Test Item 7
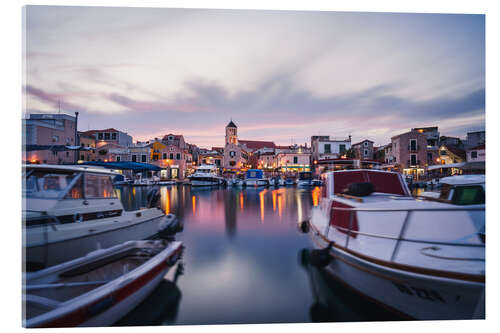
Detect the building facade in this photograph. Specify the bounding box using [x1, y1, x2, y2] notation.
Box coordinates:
[391, 129, 428, 178]
[81, 128, 133, 148]
[311, 135, 351, 162]
[23, 113, 78, 164]
[466, 131, 485, 149]
[352, 139, 374, 160]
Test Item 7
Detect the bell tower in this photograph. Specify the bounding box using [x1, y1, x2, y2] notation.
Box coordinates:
[225, 120, 238, 146]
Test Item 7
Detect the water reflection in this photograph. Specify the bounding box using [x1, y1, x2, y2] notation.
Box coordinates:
[115, 185, 397, 325]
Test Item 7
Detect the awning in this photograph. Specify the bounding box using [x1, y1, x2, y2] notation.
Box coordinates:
[427, 162, 465, 171]
[24, 145, 94, 152]
[461, 161, 485, 170]
[82, 161, 161, 172]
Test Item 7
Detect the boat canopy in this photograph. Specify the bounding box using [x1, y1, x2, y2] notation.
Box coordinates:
[329, 169, 410, 196]
[82, 161, 161, 172]
[427, 162, 465, 170]
[246, 169, 264, 179]
[439, 175, 485, 186]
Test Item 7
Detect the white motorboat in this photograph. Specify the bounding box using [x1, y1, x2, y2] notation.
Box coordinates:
[23, 240, 183, 327]
[297, 171, 314, 187]
[306, 169, 485, 320]
[244, 169, 269, 187]
[189, 164, 225, 187]
[284, 177, 296, 186]
[23, 164, 170, 270]
[269, 176, 284, 187]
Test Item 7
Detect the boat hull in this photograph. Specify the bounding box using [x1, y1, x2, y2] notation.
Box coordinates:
[310, 229, 485, 320]
[245, 179, 269, 187]
[190, 177, 222, 187]
[25, 212, 165, 269]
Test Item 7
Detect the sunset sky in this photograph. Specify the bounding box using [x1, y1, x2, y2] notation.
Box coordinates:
[23, 6, 485, 148]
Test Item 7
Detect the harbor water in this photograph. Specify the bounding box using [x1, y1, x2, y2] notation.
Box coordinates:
[115, 185, 404, 325]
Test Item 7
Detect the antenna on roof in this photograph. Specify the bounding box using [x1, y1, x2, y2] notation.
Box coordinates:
[58, 100, 61, 114]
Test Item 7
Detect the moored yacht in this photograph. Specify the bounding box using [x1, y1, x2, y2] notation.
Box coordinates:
[189, 164, 225, 187]
[244, 169, 269, 187]
[306, 169, 484, 320]
[297, 171, 313, 187]
[23, 164, 169, 271]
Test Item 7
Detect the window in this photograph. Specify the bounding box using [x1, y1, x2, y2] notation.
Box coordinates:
[452, 186, 485, 205]
[293, 156, 298, 164]
[52, 135, 59, 143]
[364, 149, 368, 156]
[339, 144, 346, 153]
[169, 153, 174, 159]
[427, 153, 433, 161]
[85, 174, 116, 198]
[141, 155, 147, 162]
[111, 133, 117, 140]
[132, 155, 137, 162]
[168, 136, 174, 140]
[65, 176, 83, 199]
[440, 150, 447, 156]
[324, 144, 331, 153]
[471, 151, 478, 159]
[116, 156, 121, 162]
[364, 141, 368, 147]
[98, 133, 103, 140]
[104, 133, 110, 140]
[409, 139, 417, 151]
[176, 153, 181, 160]
[410, 154, 417, 166]
[163, 153, 167, 159]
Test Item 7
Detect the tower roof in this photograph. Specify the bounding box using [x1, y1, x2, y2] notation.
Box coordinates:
[226, 120, 237, 128]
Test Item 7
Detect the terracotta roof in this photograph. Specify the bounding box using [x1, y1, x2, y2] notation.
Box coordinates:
[162, 134, 183, 140]
[82, 128, 120, 135]
[211, 147, 224, 153]
[259, 152, 275, 156]
[443, 145, 466, 160]
[239, 140, 276, 150]
[352, 139, 374, 146]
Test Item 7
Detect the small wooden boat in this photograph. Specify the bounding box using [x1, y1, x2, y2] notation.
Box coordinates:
[23, 240, 183, 328]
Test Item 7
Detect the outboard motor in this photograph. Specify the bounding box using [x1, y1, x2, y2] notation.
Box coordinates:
[158, 213, 183, 239]
[147, 187, 161, 208]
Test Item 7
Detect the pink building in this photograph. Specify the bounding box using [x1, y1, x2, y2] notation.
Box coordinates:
[352, 139, 374, 160]
[24, 113, 78, 164]
[391, 129, 428, 178]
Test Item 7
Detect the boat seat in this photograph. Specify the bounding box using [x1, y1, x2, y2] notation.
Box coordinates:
[25, 294, 61, 309]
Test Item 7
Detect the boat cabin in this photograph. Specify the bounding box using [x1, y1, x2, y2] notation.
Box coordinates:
[23, 165, 123, 226]
[246, 169, 264, 179]
[432, 175, 485, 206]
[298, 171, 313, 180]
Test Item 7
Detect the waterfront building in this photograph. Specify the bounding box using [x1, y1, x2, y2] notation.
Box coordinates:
[23, 113, 78, 164]
[198, 149, 224, 168]
[311, 135, 351, 162]
[466, 131, 485, 149]
[156, 134, 191, 180]
[440, 135, 464, 148]
[391, 129, 428, 179]
[257, 152, 277, 171]
[438, 144, 466, 165]
[95, 142, 125, 162]
[78, 131, 96, 162]
[276, 151, 311, 173]
[466, 144, 485, 163]
[81, 128, 132, 148]
[129, 142, 151, 164]
[351, 139, 374, 160]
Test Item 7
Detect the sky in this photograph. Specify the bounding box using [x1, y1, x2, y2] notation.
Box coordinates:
[23, 6, 485, 148]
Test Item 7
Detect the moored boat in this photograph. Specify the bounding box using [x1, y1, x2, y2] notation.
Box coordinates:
[189, 164, 225, 187]
[297, 171, 314, 187]
[23, 240, 183, 327]
[23, 164, 170, 270]
[244, 169, 269, 187]
[306, 169, 485, 320]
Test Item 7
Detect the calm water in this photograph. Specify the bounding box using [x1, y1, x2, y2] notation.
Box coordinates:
[115, 185, 402, 325]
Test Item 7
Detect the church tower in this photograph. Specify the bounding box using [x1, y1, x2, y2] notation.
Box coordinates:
[225, 120, 238, 145]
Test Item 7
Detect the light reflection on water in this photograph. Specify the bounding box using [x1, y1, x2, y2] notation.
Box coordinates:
[116, 185, 401, 325]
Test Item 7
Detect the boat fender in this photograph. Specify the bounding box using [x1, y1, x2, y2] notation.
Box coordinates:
[310, 243, 333, 268]
[343, 182, 375, 197]
[298, 220, 310, 234]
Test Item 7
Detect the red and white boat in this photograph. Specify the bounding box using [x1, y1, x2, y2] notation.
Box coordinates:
[23, 240, 183, 327]
[307, 169, 485, 320]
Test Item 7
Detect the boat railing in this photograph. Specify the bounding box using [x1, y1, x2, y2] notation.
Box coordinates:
[325, 206, 485, 263]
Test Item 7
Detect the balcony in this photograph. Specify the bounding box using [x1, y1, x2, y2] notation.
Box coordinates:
[407, 160, 421, 167]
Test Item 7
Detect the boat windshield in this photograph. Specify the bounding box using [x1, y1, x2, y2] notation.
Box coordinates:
[23, 170, 79, 199]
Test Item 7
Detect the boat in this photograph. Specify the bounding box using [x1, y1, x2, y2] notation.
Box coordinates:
[297, 171, 314, 187]
[23, 240, 183, 327]
[311, 179, 323, 187]
[188, 164, 225, 187]
[244, 169, 269, 187]
[305, 169, 485, 320]
[284, 177, 296, 186]
[23, 164, 171, 270]
[269, 176, 284, 187]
